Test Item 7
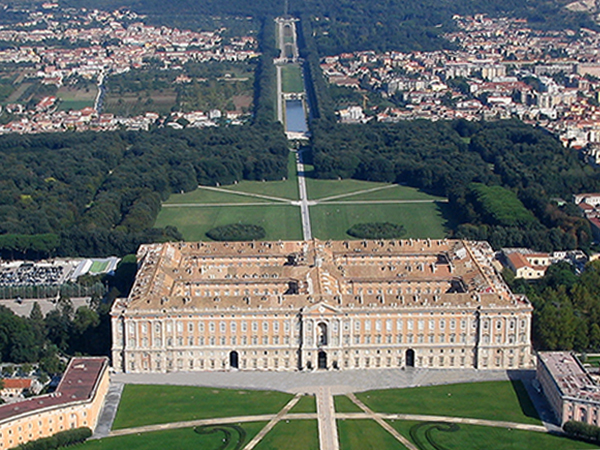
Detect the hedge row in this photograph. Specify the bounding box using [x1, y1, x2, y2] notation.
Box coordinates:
[563, 420, 600, 444]
[14, 427, 92, 450]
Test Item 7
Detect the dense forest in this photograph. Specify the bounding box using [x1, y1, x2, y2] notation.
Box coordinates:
[311, 119, 597, 251]
[510, 261, 600, 353]
[0, 124, 288, 258]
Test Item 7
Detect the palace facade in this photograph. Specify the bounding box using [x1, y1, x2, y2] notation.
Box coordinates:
[111, 239, 534, 373]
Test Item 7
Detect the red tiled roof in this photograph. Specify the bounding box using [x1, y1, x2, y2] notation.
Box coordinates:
[2, 379, 32, 390]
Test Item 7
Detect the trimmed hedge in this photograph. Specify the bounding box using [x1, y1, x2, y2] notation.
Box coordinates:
[347, 222, 406, 239]
[563, 420, 600, 444]
[206, 224, 266, 241]
[14, 427, 92, 450]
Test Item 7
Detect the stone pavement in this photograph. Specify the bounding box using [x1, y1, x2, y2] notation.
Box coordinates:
[316, 387, 338, 450]
[112, 367, 524, 395]
[93, 381, 124, 439]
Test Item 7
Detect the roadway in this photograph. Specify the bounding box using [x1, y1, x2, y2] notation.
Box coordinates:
[296, 149, 312, 240]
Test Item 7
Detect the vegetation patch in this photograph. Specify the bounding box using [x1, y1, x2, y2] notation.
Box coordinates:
[206, 224, 266, 241]
[112, 385, 292, 429]
[16, 427, 91, 450]
[338, 419, 405, 450]
[356, 381, 541, 425]
[390, 420, 598, 450]
[253, 420, 318, 450]
[193, 424, 246, 450]
[70, 423, 267, 450]
[468, 183, 537, 228]
[346, 222, 405, 239]
[288, 395, 316, 413]
[409, 421, 459, 450]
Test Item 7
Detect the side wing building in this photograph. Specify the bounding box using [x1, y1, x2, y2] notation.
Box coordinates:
[111, 239, 534, 372]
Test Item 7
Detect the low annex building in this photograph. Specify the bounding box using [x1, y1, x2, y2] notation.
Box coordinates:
[537, 351, 600, 426]
[0, 357, 109, 449]
[111, 239, 534, 373]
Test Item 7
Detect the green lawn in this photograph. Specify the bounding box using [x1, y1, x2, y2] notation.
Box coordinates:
[89, 260, 109, 273]
[281, 65, 304, 94]
[163, 187, 274, 205]
[57, 99, 95, 111]
[220, 152, 299, 200]
[112, 385, 293, 429]
[356, 381, 541, 425]
[338, 419, 407, 450]
[334, 395, 363, 413]
[389, 420, 597, 450]
[306, 178, 391, 200]
[254, 420, 319, 450]
[289, 395, 317, 413]
[154, 203, 303, 241]
[309, 202, 448, 240]
[70, 423, 266, 450]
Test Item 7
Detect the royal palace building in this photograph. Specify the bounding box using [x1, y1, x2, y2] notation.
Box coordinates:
[111, 239, 534, 373]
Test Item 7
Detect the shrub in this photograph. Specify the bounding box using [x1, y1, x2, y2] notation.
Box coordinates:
[206, 224, 266, 241]
[347, 222, 406, 239]
[15, 427, 92, 450]
[563, 420, 600, 444]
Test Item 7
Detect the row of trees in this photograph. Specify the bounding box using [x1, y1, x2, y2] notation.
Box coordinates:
[310, 119, 597, 251]
[0, 126, 288, 258]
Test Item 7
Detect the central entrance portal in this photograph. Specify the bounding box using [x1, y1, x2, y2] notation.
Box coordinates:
[229, 351, 239, 369]
[318, 350, 327, 369]
[406, 349, 415, 367]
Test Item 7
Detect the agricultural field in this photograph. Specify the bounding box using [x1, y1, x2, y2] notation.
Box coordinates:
[56, 86, 97, 111]
[104, 90, 177, 117]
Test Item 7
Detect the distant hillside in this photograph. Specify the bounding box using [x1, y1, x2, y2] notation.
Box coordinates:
[60, 0, 597, 53]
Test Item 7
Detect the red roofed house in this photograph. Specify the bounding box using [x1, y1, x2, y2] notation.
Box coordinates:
[1, 379, 32, 398]
[0, 357, 109, 449]
[505, 251, 551, 279]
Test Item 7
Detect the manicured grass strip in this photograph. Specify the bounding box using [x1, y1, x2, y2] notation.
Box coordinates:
[334, 395, 363, 413]
[389, 420, 598, 450]
[309, 202, 448, 240]
[112, 385, 293, 429]
[221, 152, 299, 200]
[306, 178, 392, 200]
[254, 420, 319, 450]
[281, 65, 304, 93]
[89, 260, 109, 273]
[163, 188, 274, 205]
[338, 419, 408, 450]
[70, 422, 267, 450]
[288, 395, 316, 413]
[357, 381, 541, 425]
[333, 185, 445, 202]
[154, 203, 303, 241]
